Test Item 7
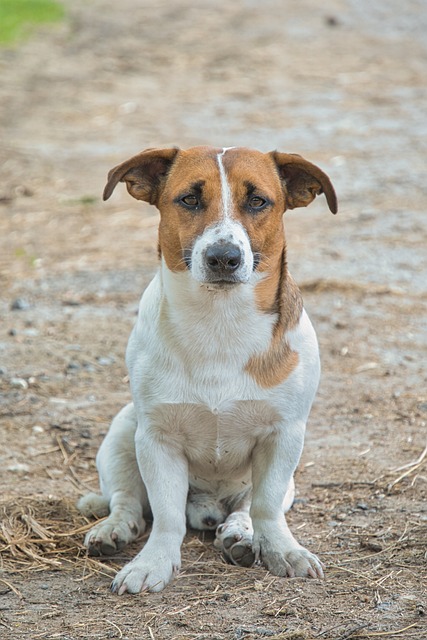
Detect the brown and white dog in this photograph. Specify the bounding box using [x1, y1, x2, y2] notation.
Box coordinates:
[77, 146, 337, 594]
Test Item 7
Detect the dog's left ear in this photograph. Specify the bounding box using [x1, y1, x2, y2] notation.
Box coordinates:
[270, 152, 338, 214]
[103, 147, 180, 205]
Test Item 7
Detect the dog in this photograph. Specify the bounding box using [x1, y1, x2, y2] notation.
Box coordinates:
[77, 145, 337, 594]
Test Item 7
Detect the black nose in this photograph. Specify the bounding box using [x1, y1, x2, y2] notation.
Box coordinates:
[205, 243, 241, 273]
[202, 515, 220, 529]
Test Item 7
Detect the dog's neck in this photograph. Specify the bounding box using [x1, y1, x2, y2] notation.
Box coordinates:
[158, 259, 275, 356]
[158, 247, 302, 359]
[160, 257, 266, 319]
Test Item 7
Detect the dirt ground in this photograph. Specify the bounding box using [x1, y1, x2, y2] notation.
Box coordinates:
[0, 0, 426, 638]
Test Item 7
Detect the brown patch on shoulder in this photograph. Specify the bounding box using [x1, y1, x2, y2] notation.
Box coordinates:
[246, 251, 303, 388]
[246, 338, 299, 389]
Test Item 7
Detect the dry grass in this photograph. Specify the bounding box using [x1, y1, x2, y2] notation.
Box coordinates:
[384, 444, 427, 493]
[0, 497, 113, 578]
[0, 450, 427, 640]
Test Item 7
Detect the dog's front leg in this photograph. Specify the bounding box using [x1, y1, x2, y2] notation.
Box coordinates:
[112, 422, 188, 594]
[250, 422, 324, 579]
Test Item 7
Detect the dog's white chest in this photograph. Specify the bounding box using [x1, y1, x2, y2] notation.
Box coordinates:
[147, 399, 280, 479]
[127, 269, 320, 482]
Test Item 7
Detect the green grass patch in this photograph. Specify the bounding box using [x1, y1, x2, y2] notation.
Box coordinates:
[0, 0, 65, 45]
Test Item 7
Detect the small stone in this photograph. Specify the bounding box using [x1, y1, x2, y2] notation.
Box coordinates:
[361, 539, 383, 552]
[326, 16, 340, 27]
[10, 377, 28, 389]
[8, 462, 30, 473]
[66, 344, 82, 351]
[357, 502, 369, 511]
[10, 298, 31, 311]
[293, 497, 308, 505]
[32, 425, 44, 434]
[334, 321, 347, 329]
[23, 328, 39, 337]
[66, 361, 80, 371]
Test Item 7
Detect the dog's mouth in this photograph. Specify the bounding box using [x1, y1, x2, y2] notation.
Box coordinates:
[202, 279, 241, 291]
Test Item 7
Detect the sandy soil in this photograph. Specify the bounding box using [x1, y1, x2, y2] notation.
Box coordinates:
[0, 0, 426, 638]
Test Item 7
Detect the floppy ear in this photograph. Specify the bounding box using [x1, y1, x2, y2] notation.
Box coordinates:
[103, 147, 180, 204]
[270, 151, 338, 214]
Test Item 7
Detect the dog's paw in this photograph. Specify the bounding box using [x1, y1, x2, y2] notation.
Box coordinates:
[84, 517, 143, 556]
[214, 512, 256, 568]
[111, 549, 180, 594]
[258, 542, 324, 579]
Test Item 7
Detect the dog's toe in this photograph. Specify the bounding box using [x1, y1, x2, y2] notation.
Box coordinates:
[111, 549, 180, 594]
[260, 546, 324, 579]
[225, 540, 256, 567]
[222, 532, 242, 549]
[84, 518, 144, 557]
[87, 539, 118, 556]
[215, 513, 255, 568]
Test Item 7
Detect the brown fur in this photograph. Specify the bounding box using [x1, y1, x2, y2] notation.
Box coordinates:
[245, 252, 303, 389]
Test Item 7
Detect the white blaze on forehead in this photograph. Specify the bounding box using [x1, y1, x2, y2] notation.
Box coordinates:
[188, 146, 254, 284]
[217, 147, 235, 219]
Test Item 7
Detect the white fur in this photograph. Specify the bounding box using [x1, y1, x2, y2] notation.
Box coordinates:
[217, 147, 235, 219]
[78, 161, 324, 593]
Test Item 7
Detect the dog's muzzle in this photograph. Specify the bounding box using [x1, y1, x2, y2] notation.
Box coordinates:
[186, 221, 255, 285]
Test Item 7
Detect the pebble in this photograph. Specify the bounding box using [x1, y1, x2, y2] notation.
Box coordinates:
[23, 328, 39, 337]
[357, 502, 369, 511]
[66, 361, 80, 371]
[10, 298, 31, 311]
[235, 628, 275, 639]
[7, 462, 30, 473]
[32, 425, 44, 434]
[10, 377, 28, 389]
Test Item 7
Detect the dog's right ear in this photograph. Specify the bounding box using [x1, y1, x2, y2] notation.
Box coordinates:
[103, 147, 179, 205]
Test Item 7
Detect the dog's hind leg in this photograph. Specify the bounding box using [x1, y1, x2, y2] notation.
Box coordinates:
[77, 403, 148, 556]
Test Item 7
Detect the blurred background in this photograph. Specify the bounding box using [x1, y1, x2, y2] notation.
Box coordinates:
[0, 1, 426, 638]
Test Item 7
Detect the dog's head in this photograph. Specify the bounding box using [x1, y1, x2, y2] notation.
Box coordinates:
[103, 146, 337, 288]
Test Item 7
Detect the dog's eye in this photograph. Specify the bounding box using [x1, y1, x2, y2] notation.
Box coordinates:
[180, 195, 199, 208]
[249, 196, 267, 210]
